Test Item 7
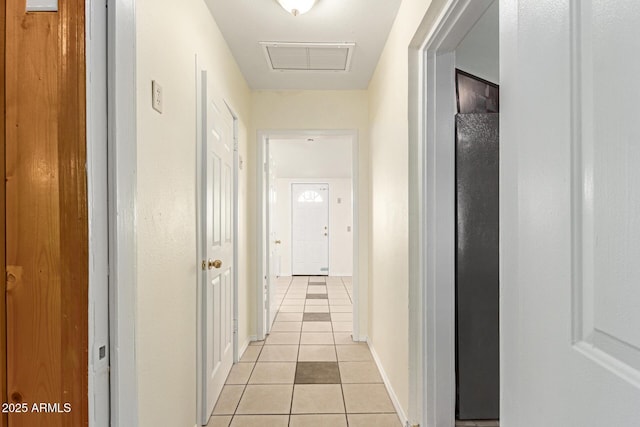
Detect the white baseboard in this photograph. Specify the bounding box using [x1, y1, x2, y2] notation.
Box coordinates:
[238, 335, 256, 359]
[367, 342, 409, 426]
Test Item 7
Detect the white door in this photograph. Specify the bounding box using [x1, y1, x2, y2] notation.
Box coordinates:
[200, 72, 234, 424]
[292, 183, 329, 275]
[501, 1, 640, 425]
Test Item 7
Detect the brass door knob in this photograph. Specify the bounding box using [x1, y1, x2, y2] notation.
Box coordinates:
[208, 259, 222, 269]
[275, 240, 282, 244]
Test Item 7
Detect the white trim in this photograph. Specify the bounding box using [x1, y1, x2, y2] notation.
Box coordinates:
[408, 1, 495, 426]
[108, 0, 139, 426]
[367, 342, 408, 426]
[256, 129, 361, 340]
[87, 0, 109, 425]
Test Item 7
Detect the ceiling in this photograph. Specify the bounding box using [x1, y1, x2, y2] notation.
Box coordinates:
[204, 0, 402, 90]
[270, 136, 352, 178]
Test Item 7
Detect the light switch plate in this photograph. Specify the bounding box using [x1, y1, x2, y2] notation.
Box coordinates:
[26, 0, 58, 11]
[152, 80, 163, 113]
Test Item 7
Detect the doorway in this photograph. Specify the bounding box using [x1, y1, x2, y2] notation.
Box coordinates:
[408, 0, 499, 426]
[196, 68, 240, 426]
[257, 131, 359, 340]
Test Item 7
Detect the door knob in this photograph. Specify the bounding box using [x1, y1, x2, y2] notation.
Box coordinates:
[275, 240, 281, 244]
[208, 259, 222, 269]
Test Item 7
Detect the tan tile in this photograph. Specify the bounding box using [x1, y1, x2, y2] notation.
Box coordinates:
[475, 422, 499, 427]
[333, 332, 357, 345]
[338, 362, 383, 383]
[290, 414, 348, 427]
[298, 345, 337, 362]
[331, 313, 352, 322]
[291, 384, 345, 414]
[212, 385, 245, 415]
[249, 340, 264, 346]
[347, 414, 402, 427]
[240, 346, 262, 362]
[279, 305, 304, 313]
[271, 321, 302, 332]
[307, 286, 328, 294]
[248, 362, 296, 384]
[305, 299, 329, 306]
[342, 384, 395, 413]
[276, 312, 303, 322]
[266, 332, 301, 345]
[329, 306, 352, 313]
[304, 306, 330, 313]
[300, 332, 335, 345]
[226, 362, 255, 384]
[236, 384, 293, 414]
[230, 415, 289, 426]
[328, 298, 350, 304]
[258, 345, 299, 362]
[332, 322, 352, 332]
[302, 322, 332, 332]
[207, 415, 232, 427]
[336, 344, 373, 362]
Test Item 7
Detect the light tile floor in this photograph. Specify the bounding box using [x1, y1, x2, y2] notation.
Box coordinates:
[208, 276, 402, 427]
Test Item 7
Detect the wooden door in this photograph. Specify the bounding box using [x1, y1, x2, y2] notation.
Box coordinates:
[4, 0, 88, 426]
[291, 183, 330, 276]
[201, 71, 235, 424]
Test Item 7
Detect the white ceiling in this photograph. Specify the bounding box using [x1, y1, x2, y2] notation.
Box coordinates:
[204, 0, 402, 90]
[270, 137, 352, 178]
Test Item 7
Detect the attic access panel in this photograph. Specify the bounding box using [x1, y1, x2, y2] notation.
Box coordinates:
[261, 42, 356, 72]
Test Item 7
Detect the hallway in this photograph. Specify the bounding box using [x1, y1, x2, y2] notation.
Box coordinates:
[208, 276, 401, 427]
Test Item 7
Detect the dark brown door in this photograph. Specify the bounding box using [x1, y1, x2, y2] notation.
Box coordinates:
[4, 1, 88, 426]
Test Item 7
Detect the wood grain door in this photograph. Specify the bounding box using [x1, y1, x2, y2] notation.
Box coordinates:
[4, 1, 88, 426]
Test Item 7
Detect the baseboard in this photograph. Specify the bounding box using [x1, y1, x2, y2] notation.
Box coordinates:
[356, 334, 369, 343]
[239, 335, 256, 359]
[367, 342, 409, 426]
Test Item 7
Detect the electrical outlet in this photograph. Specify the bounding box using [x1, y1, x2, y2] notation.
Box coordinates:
[152, 80, 163, 113]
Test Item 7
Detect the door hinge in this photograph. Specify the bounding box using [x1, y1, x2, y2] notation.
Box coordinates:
[233, 319, 238, 334]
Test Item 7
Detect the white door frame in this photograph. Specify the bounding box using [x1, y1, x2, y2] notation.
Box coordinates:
[195, 64, 241, 424]
[408, 1, 495, 426]
[256, 129, 361, 341]
[107, 0, 139, 426]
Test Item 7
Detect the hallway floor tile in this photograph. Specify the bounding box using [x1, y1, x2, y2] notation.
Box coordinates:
[208, 276, 402, 427]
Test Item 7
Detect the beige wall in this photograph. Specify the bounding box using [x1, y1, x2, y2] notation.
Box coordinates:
[251, 90, 370, 338]
[135, 0, 252, 425]
[367, 0, 435, 418]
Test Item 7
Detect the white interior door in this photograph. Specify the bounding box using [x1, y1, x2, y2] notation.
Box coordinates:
[501, 0, 640, 425]
[200, 72, 234, 424]
[291, 183, 329, 276]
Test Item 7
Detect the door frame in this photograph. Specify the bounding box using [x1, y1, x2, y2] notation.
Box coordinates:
[290, 182, 331, 276]
[107, 0, 139, 425]
[195, 65, 241, 425]
[407, 1, 495, 426]
[256, 129, 361, 340]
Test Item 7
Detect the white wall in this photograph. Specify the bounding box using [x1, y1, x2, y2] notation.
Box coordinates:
[250, 90, 369, 337]
[455, 1, 500, 84]
[275, 178, 353, 277]
[367, 0, 437, 419]
[135, 0, 252, 425]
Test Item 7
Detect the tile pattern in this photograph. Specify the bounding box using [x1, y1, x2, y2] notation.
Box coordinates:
[208, 276, 402, 427]
[455, 421, 500, 427]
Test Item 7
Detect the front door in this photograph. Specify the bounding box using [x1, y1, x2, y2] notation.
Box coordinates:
[200, 72, 234, 424]
[291, 183, 330, 276]
[501, 0, 640, 424]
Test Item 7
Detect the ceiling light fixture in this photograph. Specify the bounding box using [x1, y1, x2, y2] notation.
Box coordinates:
[276, 0, 317, 16]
